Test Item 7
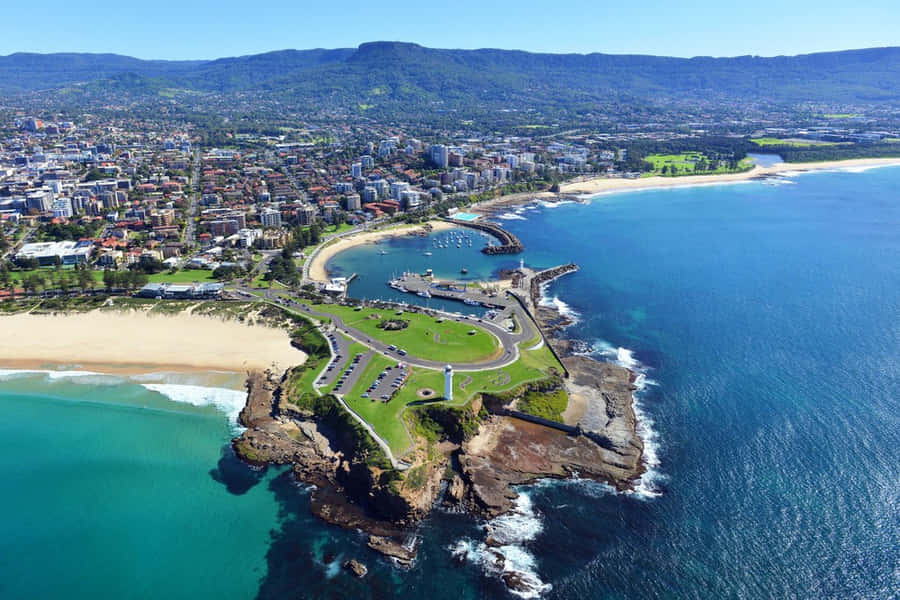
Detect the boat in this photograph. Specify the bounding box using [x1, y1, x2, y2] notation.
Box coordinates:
[464, 299, 481, 306]
[379, 250, 388, 255]
[460, 268, 468, 274]
[424, 251, 433, 256]
[417, 291, 431, 298]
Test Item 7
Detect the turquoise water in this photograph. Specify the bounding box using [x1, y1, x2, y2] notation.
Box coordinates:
[0, 372, 281, 599]
[3, 164, 899, 598]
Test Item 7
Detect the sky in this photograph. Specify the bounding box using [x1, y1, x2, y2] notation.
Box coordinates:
[1, 0, 898, 60]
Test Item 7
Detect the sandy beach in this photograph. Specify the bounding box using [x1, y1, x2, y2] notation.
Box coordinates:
[558, 157, 900, 196]
[308, 220, 455, 282]
[0, 311, 306, 373]
[307, 157, 900, 283]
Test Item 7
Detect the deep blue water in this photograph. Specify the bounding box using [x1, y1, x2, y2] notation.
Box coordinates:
[2, 165, 898, 598]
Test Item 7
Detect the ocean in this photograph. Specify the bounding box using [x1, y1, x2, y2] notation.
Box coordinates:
[2, 164, 898, 599]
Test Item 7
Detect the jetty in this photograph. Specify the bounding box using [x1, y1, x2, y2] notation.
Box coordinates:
[441, 217, 524, 255]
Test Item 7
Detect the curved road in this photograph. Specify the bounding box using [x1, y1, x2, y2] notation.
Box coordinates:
[254, 288, 539, 372]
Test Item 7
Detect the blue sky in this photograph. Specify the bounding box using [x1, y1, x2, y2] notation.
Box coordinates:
[1, 0, 898, 59]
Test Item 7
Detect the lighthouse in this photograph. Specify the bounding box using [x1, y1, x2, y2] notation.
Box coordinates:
[444, 364, 453, 400]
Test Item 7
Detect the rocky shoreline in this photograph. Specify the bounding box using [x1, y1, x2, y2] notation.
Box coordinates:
[231, 272, 646, 595]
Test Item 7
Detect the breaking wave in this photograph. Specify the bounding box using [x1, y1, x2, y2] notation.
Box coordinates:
[496, 212, 528, 221]
[536, 199, 575, 209]
[538, 283, 580, 324]
[449, 492, 551, 598]
[0, 368, 103, 381]
[141, 383, 247, 429]
[582, 340, 664, 499]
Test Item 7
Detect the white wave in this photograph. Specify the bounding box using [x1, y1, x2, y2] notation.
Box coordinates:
[838, 164, 894, 173]
[141, 383, 247, 428]
[629, 394, 664, 499]
[538, 283, 580, 324]
[581, 341, 665, 498]
[0, 368, 94, 379]
[497, 212, 528, 221]
[448, 492, 551, 598]
[536, 199, 574, 209]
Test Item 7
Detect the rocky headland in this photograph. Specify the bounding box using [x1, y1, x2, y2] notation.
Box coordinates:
[231, 266, 646, 596]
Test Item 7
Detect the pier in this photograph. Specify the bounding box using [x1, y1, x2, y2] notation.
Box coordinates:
[388, 273, 512, 310]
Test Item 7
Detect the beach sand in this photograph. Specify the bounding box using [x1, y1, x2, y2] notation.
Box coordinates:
[0, 311, 306, 373]
[558, 157, 900, 196]
[307, 158, 900, 283]
[308, 220, 455, 282]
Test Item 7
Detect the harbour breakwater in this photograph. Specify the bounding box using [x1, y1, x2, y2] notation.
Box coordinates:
[442, 217, 524, 254]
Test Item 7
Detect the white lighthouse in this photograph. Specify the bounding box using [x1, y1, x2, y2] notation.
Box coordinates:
[444, 364, 453, 400]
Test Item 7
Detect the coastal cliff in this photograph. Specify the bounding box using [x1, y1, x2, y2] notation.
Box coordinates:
[232, 267, 647, 594]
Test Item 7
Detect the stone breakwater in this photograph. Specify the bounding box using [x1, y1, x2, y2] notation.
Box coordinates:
[231, 257, 645, 592]
[442, 217, 525, 254]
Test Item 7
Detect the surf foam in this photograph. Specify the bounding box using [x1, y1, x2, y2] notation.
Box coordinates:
[141, 383, 247, 429]
[538, 283, 580, 325]
[497, 212, 528, 221]
[0, 368, 102, 381]
[581, 340, 664, 499]
[449, 492, 551, 598]
[536, 199, 575, 209]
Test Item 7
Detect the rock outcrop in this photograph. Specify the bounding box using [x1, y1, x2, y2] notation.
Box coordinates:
[343, 559, 368, 578]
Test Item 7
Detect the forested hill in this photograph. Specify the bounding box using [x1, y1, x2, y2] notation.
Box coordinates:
[3, 42, 900, 109]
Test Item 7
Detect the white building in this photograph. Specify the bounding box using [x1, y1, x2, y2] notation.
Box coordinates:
[260, 208, 282, 228]
[390, 181, 410, 201]
[17, 240, 93, 265]
[52, 197, 73, 219]
[237, 228, 263, 248]
[400, 190, 422, 210]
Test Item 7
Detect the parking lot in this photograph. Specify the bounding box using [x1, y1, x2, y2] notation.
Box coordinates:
[359, 362, 411, 403]
[332, 351, 373, 396]
[316, 331, 352, 387]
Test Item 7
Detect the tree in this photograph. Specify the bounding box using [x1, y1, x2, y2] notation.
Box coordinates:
[103, 269, 116, 291]
[213, 264, 245, 281]
[75, 264, 93, 292]
[84, 168, 106, 182]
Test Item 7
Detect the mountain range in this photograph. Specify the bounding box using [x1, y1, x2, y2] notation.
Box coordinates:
[3, 42, 900, 111]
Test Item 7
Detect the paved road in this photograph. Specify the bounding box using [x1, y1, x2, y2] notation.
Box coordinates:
[300, 218, 390, 282]
[334, 394, 410, 470]
[313, 331, 352, 388]
[182, 148, 201, 247]
[255, 289, 531, 371]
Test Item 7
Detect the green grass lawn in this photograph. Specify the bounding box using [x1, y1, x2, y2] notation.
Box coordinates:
[311, 304, 501, 363]
[818, 113, 862, 119]
[643, 152, 753, 177]
[146, 269, 216, 284]
[341, 353, 413, 452]
[5, 267, 105, 286]
[6, 267, 217, 287]
[750, 137, 847, 148]
[324, 223, 355, 236]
